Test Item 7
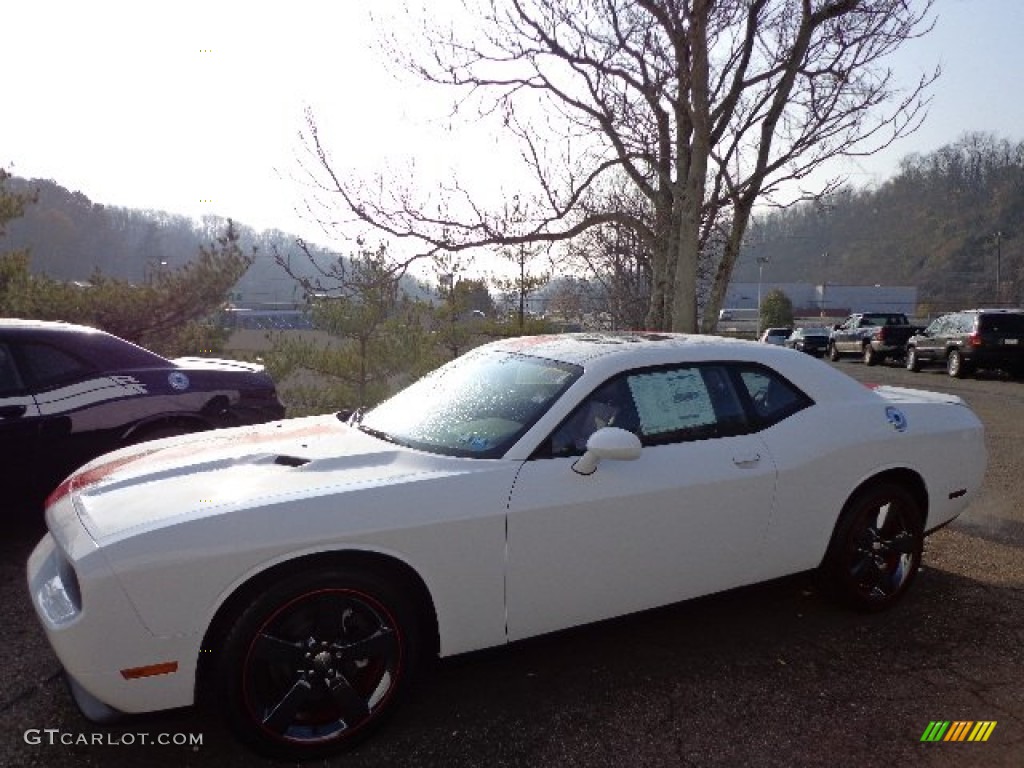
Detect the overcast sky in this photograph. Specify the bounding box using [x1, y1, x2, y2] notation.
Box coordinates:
[5, 0, 1023, 263]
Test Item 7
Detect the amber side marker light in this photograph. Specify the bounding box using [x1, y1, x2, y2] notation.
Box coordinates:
[120, 662, 179, 680]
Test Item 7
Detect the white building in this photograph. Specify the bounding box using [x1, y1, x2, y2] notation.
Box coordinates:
[721, 283, 918, 318]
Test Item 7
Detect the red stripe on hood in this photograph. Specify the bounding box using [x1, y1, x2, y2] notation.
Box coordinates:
[45, 420, 346, 509]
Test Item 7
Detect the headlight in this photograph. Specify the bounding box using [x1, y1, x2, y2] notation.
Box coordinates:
[37, 545, 82, 626]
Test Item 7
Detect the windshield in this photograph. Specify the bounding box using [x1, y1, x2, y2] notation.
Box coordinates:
[359, 349, 582, 458]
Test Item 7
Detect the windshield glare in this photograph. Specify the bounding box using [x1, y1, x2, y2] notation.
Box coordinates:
[359, 349, 582, 457]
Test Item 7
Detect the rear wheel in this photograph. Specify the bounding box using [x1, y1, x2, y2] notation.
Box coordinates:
[214, 568, 419, 760]
[947, 349, 968, 378]
[824, 483, 924, 612]
[127, 423, 199, 445]
[862, 344, 878, 366]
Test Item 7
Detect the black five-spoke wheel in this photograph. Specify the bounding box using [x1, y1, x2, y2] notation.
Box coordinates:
[216, 569, 418, 760]
[825, 482, 924, 611]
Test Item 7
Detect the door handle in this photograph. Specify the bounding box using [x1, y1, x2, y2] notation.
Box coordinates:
[0, 404, 27, 420]
[732, 453, 761, 468]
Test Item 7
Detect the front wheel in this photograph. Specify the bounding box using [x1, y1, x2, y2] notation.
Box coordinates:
[824, 483, 924, 612]
[214, 568, 419, 760]
[905, 346, 921, 372]
[828, 343, 840, 362]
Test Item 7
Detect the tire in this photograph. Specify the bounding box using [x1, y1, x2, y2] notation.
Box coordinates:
[947, 349, 968, 378]
[905, 346, 920, 372]
[828, 343, 840, 362]
[127, 423, 199, 445]
[824, 482, 924, 612]
[862, 344, 878, 366]
[213, 568, 419, 760]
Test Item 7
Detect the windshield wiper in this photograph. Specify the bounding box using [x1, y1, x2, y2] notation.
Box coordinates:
[357, 424, 401, 446]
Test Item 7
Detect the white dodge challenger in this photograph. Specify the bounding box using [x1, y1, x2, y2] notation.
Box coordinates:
[27, 333, 986, 759]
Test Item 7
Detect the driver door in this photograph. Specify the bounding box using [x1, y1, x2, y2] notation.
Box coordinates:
[505, 363, 782, 642]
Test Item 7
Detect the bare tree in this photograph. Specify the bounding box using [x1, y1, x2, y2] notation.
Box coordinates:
[298, 0, 936, 332]
[493, 241, 551, 330]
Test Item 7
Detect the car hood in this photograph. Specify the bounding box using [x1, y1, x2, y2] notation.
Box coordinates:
[56, 415, 490, 543]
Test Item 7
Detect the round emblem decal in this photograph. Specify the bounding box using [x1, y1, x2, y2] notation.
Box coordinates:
[168, 371, 190, 391]
[885, 406, 908, 432]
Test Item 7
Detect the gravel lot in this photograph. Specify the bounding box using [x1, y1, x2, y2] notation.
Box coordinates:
[2, 359, 1021, 767]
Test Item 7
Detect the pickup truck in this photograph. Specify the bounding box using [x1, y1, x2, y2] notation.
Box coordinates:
[827, 312, 923, 365]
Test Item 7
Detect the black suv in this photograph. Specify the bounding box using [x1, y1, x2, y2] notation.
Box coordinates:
[906, 309, 1024, 378]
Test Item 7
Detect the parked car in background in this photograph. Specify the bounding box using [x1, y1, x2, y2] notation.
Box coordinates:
[828, 312, 922, 365]
[28, 332, 986, 760]
[784, 327, 830, 357]
[906, 309, 1024, 378]
[0, 319, 285, 507]
[758, 327, 792, 345]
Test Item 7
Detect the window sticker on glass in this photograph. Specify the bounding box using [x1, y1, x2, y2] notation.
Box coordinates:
[628, 368, 715, 435]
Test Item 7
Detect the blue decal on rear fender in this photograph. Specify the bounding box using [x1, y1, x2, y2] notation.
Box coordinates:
[886, 406, 908, 432]
[168, 371, 190, 391]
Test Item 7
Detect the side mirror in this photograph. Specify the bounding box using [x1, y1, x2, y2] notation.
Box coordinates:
[572, 427, 642, 476]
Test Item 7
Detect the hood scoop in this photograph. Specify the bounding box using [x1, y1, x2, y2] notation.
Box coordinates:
[273, 455, 311, 468]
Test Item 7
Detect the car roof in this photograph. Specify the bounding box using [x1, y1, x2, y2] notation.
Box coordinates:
[488, 332, 753, 366]
[484, 332, 868, 400]
[954, 308, 1024, 314]
[0, 318, 108, 335]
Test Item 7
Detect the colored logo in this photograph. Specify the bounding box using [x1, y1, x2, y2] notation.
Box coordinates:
[885, 405, 908, 432]
[920, 721, 997, 742]
[168, 372, 190, 391]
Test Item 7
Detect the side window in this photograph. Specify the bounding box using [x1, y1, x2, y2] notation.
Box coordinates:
[0, 343, 27, 396]
[736, 366, 812, 425]
[545, 365, 752, 457]
[17, 342, 96, 388]
[628, 367, 736, 445]
[549, 377, 639, 456]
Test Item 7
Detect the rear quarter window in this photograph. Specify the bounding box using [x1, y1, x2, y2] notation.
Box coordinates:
[736, 366, 813, 426]
[81, 333, 169, 369]
[978, 314, 1024, 334]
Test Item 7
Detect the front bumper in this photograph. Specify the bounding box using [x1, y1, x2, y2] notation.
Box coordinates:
[27, 528, 201, 719]
[66, 673, 124, 723]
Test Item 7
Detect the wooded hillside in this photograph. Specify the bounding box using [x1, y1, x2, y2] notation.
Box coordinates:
[736, 133, 1024, 313]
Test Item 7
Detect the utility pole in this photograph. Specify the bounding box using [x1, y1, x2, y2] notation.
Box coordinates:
[994, 231, 1003, 305]
[756, 255, 769, 337]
